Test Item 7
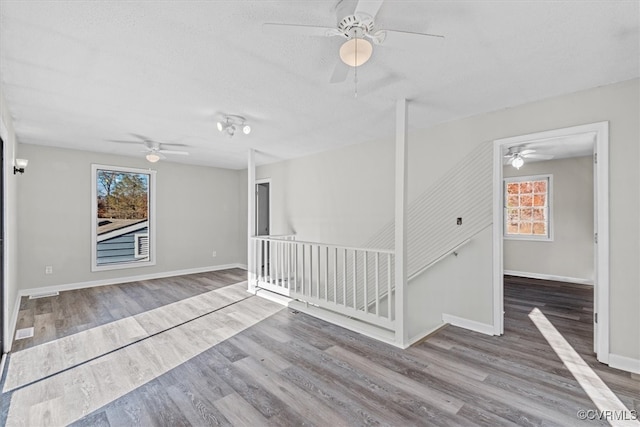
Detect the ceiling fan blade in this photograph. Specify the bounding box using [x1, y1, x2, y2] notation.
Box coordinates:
[130, 133, 157, 143]
[519, 149, 536, 156]
[376, 29, 444, 48]
[262, 23, 342, 38]
[329, 59, 349, 83]
[108, 139, 139, 144]
[523, 154, 554, 160]
[354, 0, 385, 19]
[159, 150, 189, 155]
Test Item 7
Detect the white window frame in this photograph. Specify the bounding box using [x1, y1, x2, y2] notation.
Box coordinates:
[503, 174, 553, 241]
[91, 164, 156, 272]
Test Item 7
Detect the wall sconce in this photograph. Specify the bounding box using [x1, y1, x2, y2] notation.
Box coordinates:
[14, 158, 28, 174]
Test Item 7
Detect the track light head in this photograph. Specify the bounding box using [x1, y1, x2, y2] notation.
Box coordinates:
[217, 115, 251, 138]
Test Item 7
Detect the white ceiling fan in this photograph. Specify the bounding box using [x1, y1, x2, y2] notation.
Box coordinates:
[263, 0, 444, 83]
[504, 146, 554, 169]
[109, 134, 189, 163]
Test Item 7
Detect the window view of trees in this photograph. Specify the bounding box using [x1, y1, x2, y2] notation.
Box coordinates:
[97, 171, 149, 220]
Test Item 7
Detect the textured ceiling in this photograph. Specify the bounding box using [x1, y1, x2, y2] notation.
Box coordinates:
[0, 0, 638, 169]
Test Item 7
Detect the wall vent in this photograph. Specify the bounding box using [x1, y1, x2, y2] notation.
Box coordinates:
[15, 327, 35, 340]
[29, 291, 60, 299]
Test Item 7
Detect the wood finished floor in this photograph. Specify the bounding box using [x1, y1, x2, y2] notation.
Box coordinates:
[1, 272, 639, 426]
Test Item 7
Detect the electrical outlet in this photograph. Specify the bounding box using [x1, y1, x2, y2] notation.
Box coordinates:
[457, 217, 462, 225]
[212, 251, 217, 258]
[45, 265, 53, 275]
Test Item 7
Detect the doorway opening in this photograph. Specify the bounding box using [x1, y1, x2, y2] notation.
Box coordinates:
[493, 122, 609, 364]
[255, 179, 271, 279]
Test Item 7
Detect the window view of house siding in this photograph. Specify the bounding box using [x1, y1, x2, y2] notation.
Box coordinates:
[96, 170, 150, 265]
[505, 177, 549, 238]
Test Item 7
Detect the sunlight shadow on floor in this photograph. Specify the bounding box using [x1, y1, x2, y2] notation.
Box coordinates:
[528, 307, 639, 426]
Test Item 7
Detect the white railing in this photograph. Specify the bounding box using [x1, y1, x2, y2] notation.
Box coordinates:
[251, 236, 395, 330]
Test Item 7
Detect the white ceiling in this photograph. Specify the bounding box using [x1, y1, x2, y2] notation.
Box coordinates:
[1, 1, 638, 169]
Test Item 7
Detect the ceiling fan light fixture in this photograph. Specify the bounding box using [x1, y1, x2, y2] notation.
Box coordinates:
[146, 153, 161, 163]
[242, 124, 251, 135]
[339, 37, 373, 67]
[511, 155, 524, 169]
[216, 121, 225, 132]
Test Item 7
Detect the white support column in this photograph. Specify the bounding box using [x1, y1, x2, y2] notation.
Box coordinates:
[247, 148, 256, 292]
[394, 98, 408, 347]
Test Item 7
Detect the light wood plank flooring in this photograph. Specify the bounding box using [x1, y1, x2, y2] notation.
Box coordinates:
[1, 272, 638, 426]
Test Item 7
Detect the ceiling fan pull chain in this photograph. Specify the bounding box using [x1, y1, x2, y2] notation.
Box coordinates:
[354, 37, 358, 98]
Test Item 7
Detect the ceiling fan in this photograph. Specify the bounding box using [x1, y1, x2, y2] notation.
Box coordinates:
[504, 146, 553, 169]
[109, 134, 189, 163]
[263, 0, 444, 83]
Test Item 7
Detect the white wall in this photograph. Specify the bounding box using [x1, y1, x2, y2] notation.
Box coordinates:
[503, 156, 594, 282]
[408, 226, 493, 341]
[255, 78, 639, 363]
[256, 137, 395, 247]
[0, 90, 19, 353]
[16, 144, 246, 292]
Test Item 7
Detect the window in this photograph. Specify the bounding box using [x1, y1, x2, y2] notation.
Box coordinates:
[91, 164, 156, 271]
[504, 174, 552, 240]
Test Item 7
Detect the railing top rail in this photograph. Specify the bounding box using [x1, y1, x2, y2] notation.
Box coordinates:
[407, 223, 492, 280]
[251, 236, 395, 255]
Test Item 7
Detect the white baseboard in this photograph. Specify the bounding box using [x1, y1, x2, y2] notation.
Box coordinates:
[19, 263, 246, 298]
[442, 313, 495, 336]
[408, 323, 447, 347]
[608, 353, 640, 375]
[504, 270, 593, 286]
[288, 300, 398, 348]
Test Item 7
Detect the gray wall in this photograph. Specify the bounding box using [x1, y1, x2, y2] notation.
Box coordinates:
[16, 144, 246, 291]
[255, 78, 639, 362]
[504, 156, 594, 282]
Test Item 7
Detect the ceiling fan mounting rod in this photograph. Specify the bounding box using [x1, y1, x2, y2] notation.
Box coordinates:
[338, 14, 373, 38]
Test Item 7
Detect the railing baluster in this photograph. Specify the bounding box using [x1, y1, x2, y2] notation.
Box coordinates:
[301, 244, 305, 296]
[363, 251, 368, 314]
[316, 245, 321, 299]
[333, 247, 338, 304]
[387, 254, 392, 321]
[282, 241, 286, 289]
[295, 243, 298, 293]
[353, 250, 357, 310]
[342, 249, 347, 306]
[309, 244, 313, 297]
[375, 252, 380, 316]
[286, 241, 291, 290]
[325, 246, 329, 301]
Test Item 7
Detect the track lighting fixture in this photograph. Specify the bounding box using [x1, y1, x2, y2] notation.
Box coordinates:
[217, 115, 251, 137]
